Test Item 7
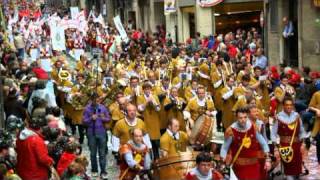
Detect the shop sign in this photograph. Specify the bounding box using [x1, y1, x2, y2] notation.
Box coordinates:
[197, 0, 224, 7]
[164, 0, 176, 15]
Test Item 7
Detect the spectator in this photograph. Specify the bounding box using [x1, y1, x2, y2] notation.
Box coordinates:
[254, 48, 268, 70]
[13, 32, 25, 59]
[57, 141, 79, 176]
[83, 93, 110, 178]
[16, 117, 55, 180]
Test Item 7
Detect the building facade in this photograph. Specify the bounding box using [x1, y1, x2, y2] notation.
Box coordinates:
[265, 0, 320, 70]
[167, 0, 263, 43]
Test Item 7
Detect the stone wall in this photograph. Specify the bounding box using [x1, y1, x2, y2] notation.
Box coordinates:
[299, 1, 320, 70]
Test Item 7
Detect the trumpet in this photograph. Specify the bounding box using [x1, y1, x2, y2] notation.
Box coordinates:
[171, 96, 183, 110]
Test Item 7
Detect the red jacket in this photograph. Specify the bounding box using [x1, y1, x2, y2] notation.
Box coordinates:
[57, 152, 77, 176]
[16, 128, 54, 180]
[32, 67, 49, 80]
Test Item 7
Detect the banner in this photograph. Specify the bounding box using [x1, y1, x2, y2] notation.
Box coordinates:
[113, 16, 129, 43]
[197, 0, 223, 7]
[70, 7, 79, 19]
[51, 26, 66, 51]
[164, 0, 176, 15]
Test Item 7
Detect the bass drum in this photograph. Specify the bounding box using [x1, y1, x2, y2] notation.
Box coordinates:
[190, 115, 214, 145]
[152, 151, 199, 180]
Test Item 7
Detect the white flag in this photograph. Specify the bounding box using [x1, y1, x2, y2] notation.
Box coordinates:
[51, 25, 66, 51]
[113, 16, 128, 43]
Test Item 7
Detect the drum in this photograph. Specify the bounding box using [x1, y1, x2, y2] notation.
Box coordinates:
[190, 115, 214, 145]
[152, 151, 199, 180]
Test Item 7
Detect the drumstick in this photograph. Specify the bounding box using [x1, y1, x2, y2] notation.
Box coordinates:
[119, 168, 129, 180]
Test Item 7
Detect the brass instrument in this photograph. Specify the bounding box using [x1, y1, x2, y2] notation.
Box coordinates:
[58, 70, 71, 86]
[101, 82, 123, 107]
[171, 96, 183, 110]
[71, 75, 94, 110]
[71, 84, 91, 110]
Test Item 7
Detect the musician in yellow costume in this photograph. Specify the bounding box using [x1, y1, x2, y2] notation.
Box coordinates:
[112, 104, 151, 152]
[232, 89, 267, 123]
[251, 66, 271, 112]
[75, 54, 88, 74]
[308, 84, 320, 138]
[233, 74, 252, 99]
[211, 60, 226, 112]
[108, 92, 127, 129]
[172, 66, 192, 98]
[183, 86, 216, 127]
[164, 87, 186, 132]
[184, 79, 199, 102]
[273, 75, 296, 113]
[236, 62, 253, 83]
[160, 119, 189, 157]
[154, 77, 171, 132]
[124, 76, 142, 106]
[211, 60, 227, 130]
[197, 58, 211, 88]
[68, 74, 88, 144]
[137, 82, 161, 159]
[221, 75, 237, 129]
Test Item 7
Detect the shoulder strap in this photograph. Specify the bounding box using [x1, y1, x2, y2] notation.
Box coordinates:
[230, 131, 248, 166]
[290, 118, 299, 147]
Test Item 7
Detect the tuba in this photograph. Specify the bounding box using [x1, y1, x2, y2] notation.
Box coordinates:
[58, 70, 71, 84]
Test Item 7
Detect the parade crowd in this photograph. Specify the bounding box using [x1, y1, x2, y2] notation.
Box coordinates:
[1, 3, 320, 180]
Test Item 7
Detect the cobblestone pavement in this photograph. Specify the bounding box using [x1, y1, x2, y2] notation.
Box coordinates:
[303, 145, 320, 180]
[81, 132, 119, 180]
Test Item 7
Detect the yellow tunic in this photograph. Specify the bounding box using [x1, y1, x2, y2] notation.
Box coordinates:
[108, 102, 126, 128]
[184, 86, 197, 102]
[69, 85, 86, 125]
[233, 85, 248, 99]
[163, 97, 186, 131]
[160, 131, 188, 156]
[137, 94, 161, 140]
[274, 86, 285, 113]
[113, 118, 147, 145]
[232, 96, 263, 112]
[211, 70, 226, 111]
[51, 68, 59, 83]
[198, 62, 211, 89]
[220, 87, 237, 128]
[185, 97, 215, 121]
[172, 76, 186, 98]
[154, 86, 169, 130]
[309, 91, 320, 137]
[75, 61, 86, 73]
[249, 78, 271, 112]
[124, 86, 143, 106]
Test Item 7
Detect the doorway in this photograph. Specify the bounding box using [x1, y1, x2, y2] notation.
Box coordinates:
[284, 0, 298, 67]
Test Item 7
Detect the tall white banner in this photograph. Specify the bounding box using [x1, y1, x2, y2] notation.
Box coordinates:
[70, 7, 80, 19]
[51, 26, 66, 51]
[113, 16, 129, 43]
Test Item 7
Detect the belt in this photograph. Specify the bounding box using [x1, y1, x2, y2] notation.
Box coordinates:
[235, 157, 258, 165]
[280, 136, 300, 144]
